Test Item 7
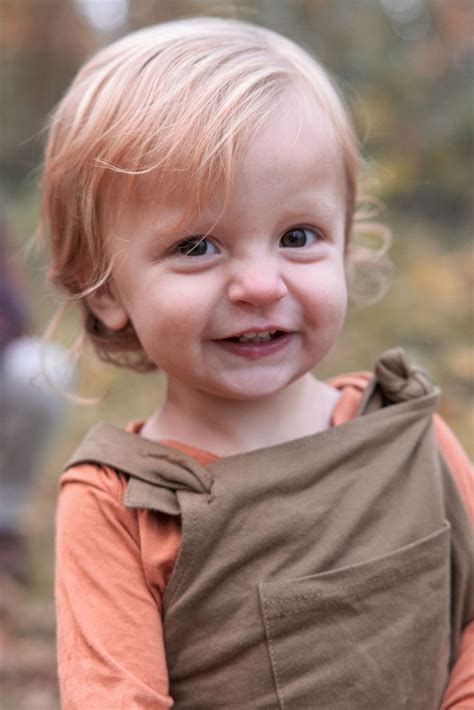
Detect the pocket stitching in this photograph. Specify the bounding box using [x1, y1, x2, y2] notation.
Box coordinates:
[262, 524, 450, 620]
[264, 558, 436, 619]
[260, 585, 286, 710]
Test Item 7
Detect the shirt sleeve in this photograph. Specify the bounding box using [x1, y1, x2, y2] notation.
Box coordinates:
[434, 416, 474, 710]
[55, 463, 175, 709]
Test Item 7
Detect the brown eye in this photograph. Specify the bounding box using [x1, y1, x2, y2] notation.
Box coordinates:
[279, 227, 319, 248]
[174, 237, 217, 257]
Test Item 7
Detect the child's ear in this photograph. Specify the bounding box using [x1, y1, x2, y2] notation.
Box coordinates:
[87, 282, 129, 331]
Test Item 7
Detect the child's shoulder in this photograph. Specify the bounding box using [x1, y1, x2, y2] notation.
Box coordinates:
[327, 370, 372, 427]
[327, 370, 373, 392]
[60, 459, 129, 503]
[432, 414, 474, 522]
[60, 418, 146, 501]
[328, 360, 472, 497]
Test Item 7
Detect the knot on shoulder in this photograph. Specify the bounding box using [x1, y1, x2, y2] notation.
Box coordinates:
[375, 348, 434, 403]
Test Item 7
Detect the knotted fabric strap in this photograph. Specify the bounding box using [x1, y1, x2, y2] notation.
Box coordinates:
[65, 423, 213, 515]
[376, 348, 434, 401]
[358, 348, 438, 414]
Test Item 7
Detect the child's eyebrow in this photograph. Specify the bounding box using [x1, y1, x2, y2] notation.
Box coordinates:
[282, 192, 342, 220]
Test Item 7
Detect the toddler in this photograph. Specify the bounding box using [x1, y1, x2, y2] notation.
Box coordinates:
[39, 17, 473, 709]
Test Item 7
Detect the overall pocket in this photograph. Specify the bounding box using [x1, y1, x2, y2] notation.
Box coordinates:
[259, 524, 451, 710]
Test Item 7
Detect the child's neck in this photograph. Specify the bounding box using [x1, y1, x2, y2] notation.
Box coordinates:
[141, 374, 340, 457]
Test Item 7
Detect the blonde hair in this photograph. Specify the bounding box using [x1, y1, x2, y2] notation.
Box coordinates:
[38, 16, 388, 372]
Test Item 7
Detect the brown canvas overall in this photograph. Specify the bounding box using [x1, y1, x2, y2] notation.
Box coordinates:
[68, 350, 473, 709]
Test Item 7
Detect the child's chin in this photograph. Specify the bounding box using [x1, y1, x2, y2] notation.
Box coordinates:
[210, 375, 299, 402]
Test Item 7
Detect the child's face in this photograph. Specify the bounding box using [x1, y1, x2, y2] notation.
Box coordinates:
[97, 88, 348, 402]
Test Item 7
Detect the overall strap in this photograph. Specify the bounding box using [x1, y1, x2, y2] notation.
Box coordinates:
[357, 348, 438, 414]
[65, 423, 213, 515]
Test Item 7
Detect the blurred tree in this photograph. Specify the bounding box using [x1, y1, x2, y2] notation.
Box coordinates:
[0, 0, 96, 186]
[126, 0, 202, 28]
[1, 0, 472, 235]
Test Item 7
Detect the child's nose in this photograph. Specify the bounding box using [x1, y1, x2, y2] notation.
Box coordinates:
[227, 258, 288, 306]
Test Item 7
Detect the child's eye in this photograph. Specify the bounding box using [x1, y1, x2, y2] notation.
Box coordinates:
[279, 227, 321, 249]
[172, 236, 218, 257]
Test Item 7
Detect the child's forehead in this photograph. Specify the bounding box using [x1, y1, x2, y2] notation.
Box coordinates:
[117, 87, 340, 202]
[106, 173, 205, 238]
[240, 87, 341, 170]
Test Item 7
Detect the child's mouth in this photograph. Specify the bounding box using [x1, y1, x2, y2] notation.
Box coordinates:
[215, 330, 293, 360]
[227, 329, 283, 343]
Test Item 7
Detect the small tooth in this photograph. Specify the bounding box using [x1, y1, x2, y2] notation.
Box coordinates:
[238, 331, 273, 343]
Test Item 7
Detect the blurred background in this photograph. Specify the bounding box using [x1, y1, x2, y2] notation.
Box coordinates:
[0, 0, 472, 707]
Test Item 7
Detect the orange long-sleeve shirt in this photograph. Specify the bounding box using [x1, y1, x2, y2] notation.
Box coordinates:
[55, 376, 473, 709]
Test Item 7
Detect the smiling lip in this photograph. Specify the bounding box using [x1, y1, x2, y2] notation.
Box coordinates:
[213, 329, 294, 361]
